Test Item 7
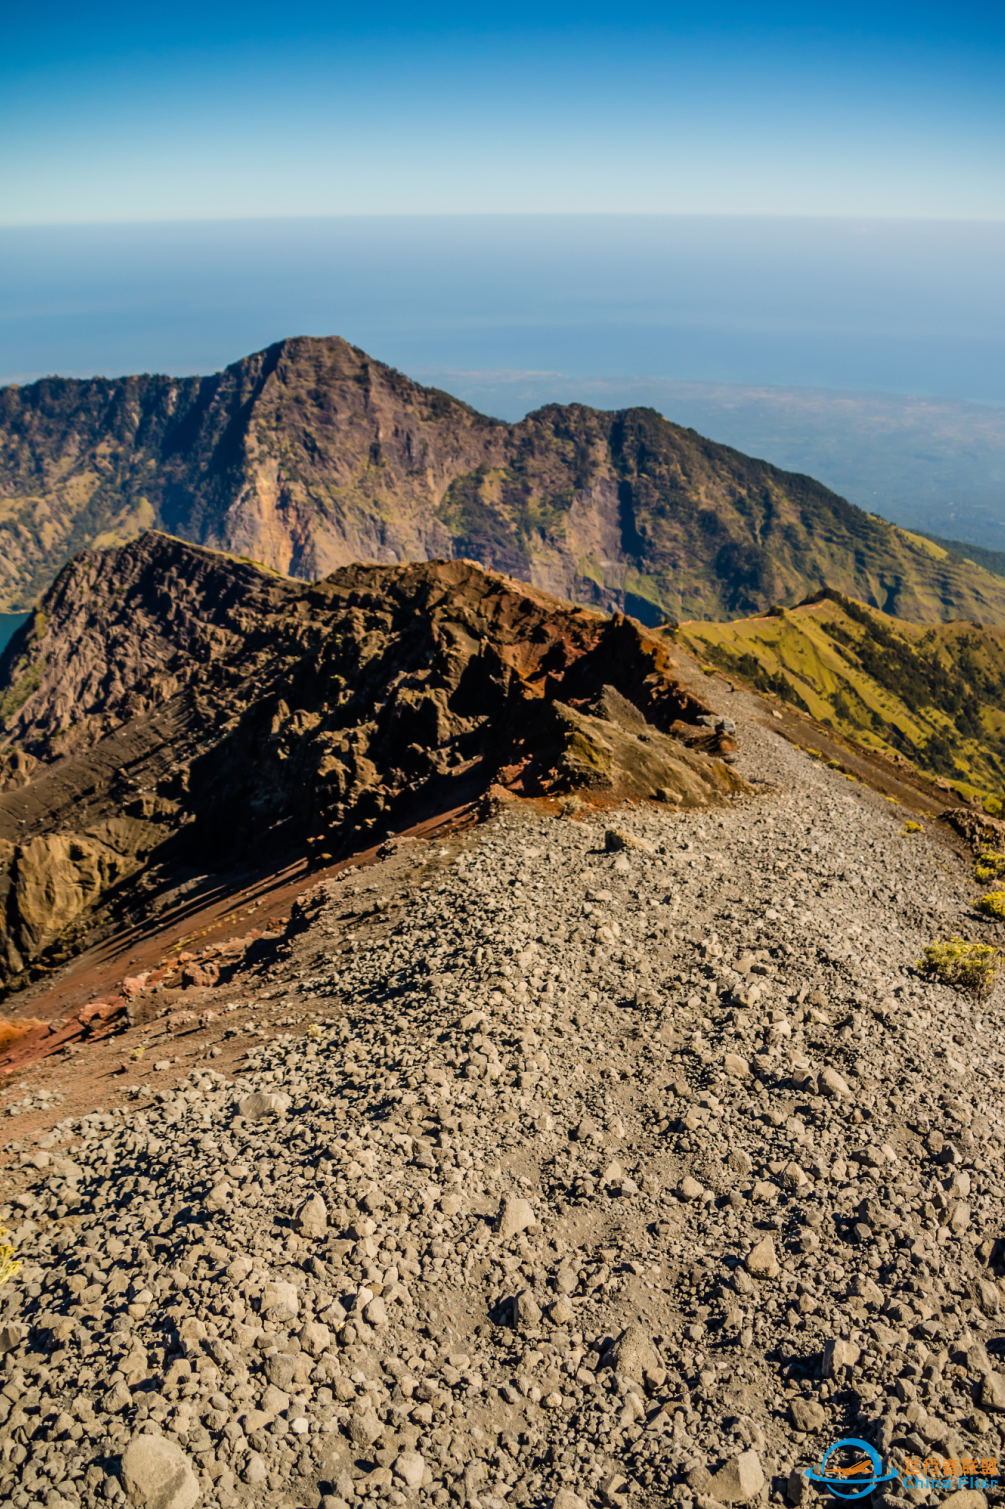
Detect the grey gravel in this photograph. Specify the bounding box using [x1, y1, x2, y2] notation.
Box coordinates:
[0, 671, 1003, 1509]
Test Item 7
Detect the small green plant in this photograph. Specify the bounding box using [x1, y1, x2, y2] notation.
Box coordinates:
[975, 850, 1005, 884]
[306, 1023, 324, 1040]
[0, 658, 45, 723]
[0, 1223, 20, 1286]
[919, 937, 1002, 997]
[976, 891, 1005, 920]
[903, 821, 923, 834]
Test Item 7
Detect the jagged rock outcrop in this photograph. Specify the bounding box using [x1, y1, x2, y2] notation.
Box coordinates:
[0, 533, 749, 989]
[940, 807, 1005, 849]
[4, 336, 1005, 625]
[0, 821, 163, 979]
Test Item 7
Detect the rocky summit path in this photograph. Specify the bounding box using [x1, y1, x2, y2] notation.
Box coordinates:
[1, 665, 1004, 1509]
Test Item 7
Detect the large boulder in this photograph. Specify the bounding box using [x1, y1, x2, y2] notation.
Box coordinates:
[609, 1322, 661, 1383]
[120, 1434, 199, 1509]
[709, 1451, 765, 1504]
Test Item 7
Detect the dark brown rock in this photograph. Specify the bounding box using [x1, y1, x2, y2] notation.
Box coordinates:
[0, 533, 749, 989]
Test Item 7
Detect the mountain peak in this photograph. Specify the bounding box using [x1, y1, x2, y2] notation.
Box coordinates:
[2, 335, 1004, 625]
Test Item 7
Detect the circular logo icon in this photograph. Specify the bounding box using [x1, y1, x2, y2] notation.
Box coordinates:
[804, 1438, 900, 1499]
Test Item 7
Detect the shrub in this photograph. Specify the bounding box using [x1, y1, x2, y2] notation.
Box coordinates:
[0, 1223, 20, 1286]
[976, 891, 1005, 921]
[903, 821, 923, 834]
[919, 937, 1002, 997]
[975, 850, 1005, 884]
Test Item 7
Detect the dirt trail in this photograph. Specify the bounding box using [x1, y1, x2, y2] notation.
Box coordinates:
[0, 646, 1002, 1509]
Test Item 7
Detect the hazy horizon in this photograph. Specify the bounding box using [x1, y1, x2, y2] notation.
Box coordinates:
[3, 213, 1005, 553]
[4, 215, 1005, 402]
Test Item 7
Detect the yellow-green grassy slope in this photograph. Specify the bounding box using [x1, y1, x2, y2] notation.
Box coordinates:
[677, 589, 1005, 810]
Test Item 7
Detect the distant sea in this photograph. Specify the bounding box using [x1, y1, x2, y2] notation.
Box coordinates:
[3, 216, 1004, 402]
[1, 214, 1003, 547]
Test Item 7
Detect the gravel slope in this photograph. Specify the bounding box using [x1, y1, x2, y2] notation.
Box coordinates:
[1, 681, 1004, 1509]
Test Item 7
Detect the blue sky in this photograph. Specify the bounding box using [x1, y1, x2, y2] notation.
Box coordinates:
[4, 1, 1005, 223]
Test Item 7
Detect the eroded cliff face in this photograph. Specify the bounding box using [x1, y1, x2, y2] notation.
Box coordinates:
[4, 335, 1005, 625]
[0, 533, 748, 990]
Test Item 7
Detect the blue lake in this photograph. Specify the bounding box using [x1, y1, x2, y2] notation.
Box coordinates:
[0, 614, 30, 658]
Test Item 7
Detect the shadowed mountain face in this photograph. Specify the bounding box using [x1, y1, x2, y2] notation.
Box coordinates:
[3, 335, 1005, 624]
[0, 533, 747, 991]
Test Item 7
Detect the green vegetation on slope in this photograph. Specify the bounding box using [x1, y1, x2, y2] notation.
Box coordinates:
[442, 373, 1005, 554]
[677, 589, 1005, 810]
[919, 938, 1003, 997]
[918, 533, 1005, 582]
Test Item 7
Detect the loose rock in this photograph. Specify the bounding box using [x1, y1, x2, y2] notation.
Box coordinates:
[120, 1434, 200, 1509]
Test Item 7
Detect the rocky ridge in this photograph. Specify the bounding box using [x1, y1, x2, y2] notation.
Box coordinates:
[0, 534, 747, 990]
[0, 665, 1003, 1509]
[4, 338, 1005, 626]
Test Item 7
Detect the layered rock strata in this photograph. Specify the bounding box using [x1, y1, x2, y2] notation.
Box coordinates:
[0, 534, 747, 988]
